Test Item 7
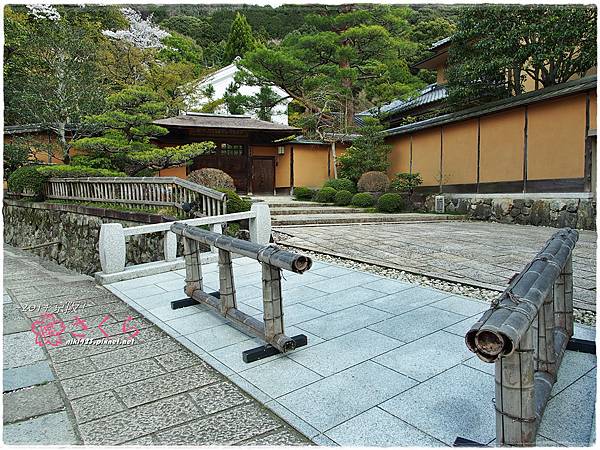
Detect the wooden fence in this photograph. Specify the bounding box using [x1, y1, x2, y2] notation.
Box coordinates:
[465, 228, 579, 446]
[45, 177, 227, 216]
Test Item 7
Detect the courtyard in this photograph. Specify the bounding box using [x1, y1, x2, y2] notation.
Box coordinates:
[275, 221, 597, 312]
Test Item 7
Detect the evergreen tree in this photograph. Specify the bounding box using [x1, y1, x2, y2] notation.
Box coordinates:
[337, 117, 392, 182]
[223, 13, 256, 63]
[73, 87, 214, 175]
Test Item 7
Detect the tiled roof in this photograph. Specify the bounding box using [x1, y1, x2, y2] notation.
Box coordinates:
[385, 75, 597, 137]
[429, 36, 452, 50]
[361, 84, 448, 118]
[286, 133, 360, 145]
[154, 113, 300, 132]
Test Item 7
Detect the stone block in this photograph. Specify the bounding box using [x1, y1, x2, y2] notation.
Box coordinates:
[3, 382, 65, 424]
[4, 411, 78, 445]
[3, 361, 55, 392]
[71, 390, 126, 423]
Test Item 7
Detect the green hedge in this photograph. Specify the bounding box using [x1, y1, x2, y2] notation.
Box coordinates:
[314, 187, 337, 203]
[351, 192, 375, 207]
[219, 188, 252, 213]
[324, 178, 356, 194]
[293, 187, 315, 201]
[36, 165, 126, 178]
[7, 165, 48, 200]
[334, 190, 353, 206]
[377, 193, 404, 213]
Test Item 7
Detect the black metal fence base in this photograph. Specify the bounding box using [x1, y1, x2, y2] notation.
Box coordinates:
[171, 292, 220, 310]
[453, 437, 485, 447]
[242, 334, 308, 363]
[566, 337, 596, 354]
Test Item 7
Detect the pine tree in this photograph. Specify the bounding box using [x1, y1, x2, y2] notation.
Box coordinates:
[223, 13, 256, 63]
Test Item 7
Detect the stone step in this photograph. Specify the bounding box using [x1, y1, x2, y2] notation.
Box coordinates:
[272, 213, 466, 226]
[261, 201, 330, 208]
[270, 206, 364, 216]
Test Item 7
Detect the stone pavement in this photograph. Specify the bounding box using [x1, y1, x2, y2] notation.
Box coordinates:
[107, 255, 596, 447]
[2, 246, 310, 446]
[275, 221, 597, 311]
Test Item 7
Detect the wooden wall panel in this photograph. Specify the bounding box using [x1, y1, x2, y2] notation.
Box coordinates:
[442, 119, 478, 185]
[479, 108, 525, 183]
[410, 128, 441, 187]
[527, 94, 586, 180]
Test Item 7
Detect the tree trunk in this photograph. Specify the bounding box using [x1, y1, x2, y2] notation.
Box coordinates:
[57, 122, 69, 164]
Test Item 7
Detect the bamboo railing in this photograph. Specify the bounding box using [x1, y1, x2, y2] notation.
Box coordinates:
[465, 228, 579, 446]
[171, 222, 312, 357]
[45, 177, 227, 216]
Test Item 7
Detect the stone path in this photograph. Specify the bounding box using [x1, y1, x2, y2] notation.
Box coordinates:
[2, 246, 310, 446]
[106, 255, 596, 447]
[275, 221, 597, 311]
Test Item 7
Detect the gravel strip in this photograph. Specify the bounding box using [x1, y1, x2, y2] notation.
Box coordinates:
[273, 231, 596, 326]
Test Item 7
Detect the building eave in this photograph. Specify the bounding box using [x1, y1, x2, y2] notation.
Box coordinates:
[384, 75, 597, 138]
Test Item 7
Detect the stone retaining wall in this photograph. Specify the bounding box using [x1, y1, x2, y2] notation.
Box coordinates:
[425, 195, 596, 230]
[3, 200, 176, 275]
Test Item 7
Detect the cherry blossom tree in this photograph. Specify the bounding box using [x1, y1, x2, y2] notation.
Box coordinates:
[102, 8, 170, 49]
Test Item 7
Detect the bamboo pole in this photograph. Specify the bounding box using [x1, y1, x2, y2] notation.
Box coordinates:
[170, 223, 312, 273]
[218, 249, 237, 316]
[495, 328, 536, 446]
[262, 262, 285, 341]
[183, 236, 203, 297]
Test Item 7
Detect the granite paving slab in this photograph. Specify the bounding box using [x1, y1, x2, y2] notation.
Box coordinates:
[275, 221, 597, 311]
[3, 246, 311, 446]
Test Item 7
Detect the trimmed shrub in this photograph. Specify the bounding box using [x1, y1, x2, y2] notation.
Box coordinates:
[293, 187, 315, 201]
[188, 168, 236, 191]
[334, 190, 353, 206]
[218, 188, 251, 213]
[314, 187, 337, 203]
[390, 172, 423, 195]
[377, 193, 405, 213]
[36, 165, 126, 178]
[357, 171, 390, 193]
[351, 192, 375, 208]
[324, 178, 356, 193]
[7, 165, 48, 200]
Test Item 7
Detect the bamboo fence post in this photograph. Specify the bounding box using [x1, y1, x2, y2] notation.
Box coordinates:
[563, 256, 574, 338]
[261, 263, 285, 341]
[218, 249, 237, 316]
[495, 328, 536, 446]
[183, 236, 203, 297]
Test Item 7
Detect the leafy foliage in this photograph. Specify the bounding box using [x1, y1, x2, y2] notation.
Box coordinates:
[218, 189, 252, 213]
[4, 137, 35, 179]
[36, 165, 126, 178]
[314, 187, 337, 203]
[357, 171, 391, 193]
[7, 166, 48, 200]
[323, 178, 356, 194]
[293, 187, 315, 201]
[390, 172, 423, 196]
[223, 13, 257, 63]
[338, 118, 392, 182]
[334, 190, 353, 206]
[188, 168, 236, 191]
[446, 5, 597, 108]
[376, 193, 404, 213]
[241, 5, 427, 132]
[73, 86, 214, 175]
[351, 192, 376, 208]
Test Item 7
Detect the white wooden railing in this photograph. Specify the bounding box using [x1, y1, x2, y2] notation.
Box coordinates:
[45, 177, 227, 216]
[95, 203, 271, 285]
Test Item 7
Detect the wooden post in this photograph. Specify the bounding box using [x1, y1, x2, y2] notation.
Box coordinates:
[495, 327, 536, 446]
[218, 249, 236, 316]
[183, 236, 203, 297]
[261, 262, 284, 342]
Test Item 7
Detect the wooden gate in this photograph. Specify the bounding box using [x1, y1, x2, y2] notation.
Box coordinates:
[252, 157, 275, 194]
